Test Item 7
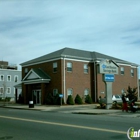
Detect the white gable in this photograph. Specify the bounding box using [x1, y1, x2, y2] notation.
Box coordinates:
[26, 72, 39, 80]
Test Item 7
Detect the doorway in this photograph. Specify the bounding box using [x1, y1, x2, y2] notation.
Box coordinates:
[33, 90, 41, 105]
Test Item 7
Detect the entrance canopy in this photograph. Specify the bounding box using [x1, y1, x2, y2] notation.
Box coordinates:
[22, 68, 51, 84]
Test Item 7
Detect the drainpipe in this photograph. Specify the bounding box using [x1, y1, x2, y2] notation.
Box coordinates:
[94, 60, 97, 102]
[63, 56, 66, 103]
[137, 66, 140, 100]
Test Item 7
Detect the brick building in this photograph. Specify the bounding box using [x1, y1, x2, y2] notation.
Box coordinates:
[20, 48, 139, 104]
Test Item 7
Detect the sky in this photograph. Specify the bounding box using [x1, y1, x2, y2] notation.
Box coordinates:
[0, 0, 140, 77]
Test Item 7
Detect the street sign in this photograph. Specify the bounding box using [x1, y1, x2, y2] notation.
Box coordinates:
[59, 94, 63, 98]
[104, 74, 115, 82]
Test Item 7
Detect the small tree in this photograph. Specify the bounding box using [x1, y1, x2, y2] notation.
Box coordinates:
[67, 95, 74, 105]
[85, 95, 92, 104]
[126, 86, 138, 101]
[75, 94, 83, 104]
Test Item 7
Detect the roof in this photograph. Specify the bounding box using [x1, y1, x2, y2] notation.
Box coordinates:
[20, 47, 139, 67]
[22, 68, 51, 84]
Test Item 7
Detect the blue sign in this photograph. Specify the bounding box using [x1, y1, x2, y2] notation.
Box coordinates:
[59, 94, 63, 98]
[104, 74, 115, 82]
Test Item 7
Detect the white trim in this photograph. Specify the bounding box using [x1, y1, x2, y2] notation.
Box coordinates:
[22, 57, 91, 67]
[14, 75, 18, 82]
[117, 63, 138, 67]
[63, 57, 66, 103]
[6, 87, 11, 94]
[0, 75, 4, 81]
[21, 56, 138, 68]
[7, 75, 11, 82]
[0, 87, 4, 94]
[22, 69, 41, 81]
[21, 57, 62, 67]
[23, 79, 50, 84]
[0, 69, 21, 72]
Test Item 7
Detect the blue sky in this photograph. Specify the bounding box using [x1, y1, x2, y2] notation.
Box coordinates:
[0, 0, 140, 76]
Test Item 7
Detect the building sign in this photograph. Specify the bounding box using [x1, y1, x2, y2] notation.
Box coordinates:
[99, 59, 119, 74]
[104, 74, 115, 82]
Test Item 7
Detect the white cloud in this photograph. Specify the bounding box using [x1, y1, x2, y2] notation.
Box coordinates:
[0, 0, 140, 76]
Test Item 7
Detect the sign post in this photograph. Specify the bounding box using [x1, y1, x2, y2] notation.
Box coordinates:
[99, 59, 119, 109]
[59, 94, 63, 106]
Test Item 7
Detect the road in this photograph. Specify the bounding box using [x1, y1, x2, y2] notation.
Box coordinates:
[0, 108, 139, 140]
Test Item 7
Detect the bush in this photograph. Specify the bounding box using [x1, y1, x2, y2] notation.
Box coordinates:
[85, 95, 92, 104]
[45, 93, 54, 105]
[5, 97, 11, 102]
[75, 94, 83, 104]
[45, 93, 64, 105]
[53, 94, 64, 105]
[67, 95, 74, 105]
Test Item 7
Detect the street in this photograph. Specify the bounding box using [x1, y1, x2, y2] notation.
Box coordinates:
[0, 108, 139, 140]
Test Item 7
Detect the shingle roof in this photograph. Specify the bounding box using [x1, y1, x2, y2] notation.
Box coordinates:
[20, 47, 138, 66]
[32, 68, 51, 79]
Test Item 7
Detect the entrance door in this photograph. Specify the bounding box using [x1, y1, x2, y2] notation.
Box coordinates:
[33, 90, 41, 105]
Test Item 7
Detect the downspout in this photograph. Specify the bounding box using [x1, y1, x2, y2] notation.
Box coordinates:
[94, 60, 97, 102]
[137, 66, 139, 100]
[63, 56, 66, 103]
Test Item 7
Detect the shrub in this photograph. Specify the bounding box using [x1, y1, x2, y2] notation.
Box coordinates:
[75, 94, 83, 104]
[85, 95, 92, 104]
[53, 94, 64, 105]
[126, 86, 138, 101]
[5, 97, 11, 102]
[45, 93, 54, 105]
[67, 95, 74, 105]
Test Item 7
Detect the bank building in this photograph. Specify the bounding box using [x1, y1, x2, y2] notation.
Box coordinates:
[20, 47, 139, 105]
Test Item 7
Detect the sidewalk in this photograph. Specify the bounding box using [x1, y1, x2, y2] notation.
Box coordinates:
[0, 103, 140, 117]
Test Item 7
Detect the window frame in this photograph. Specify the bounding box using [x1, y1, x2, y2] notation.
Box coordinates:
[84, 89, 89, 96]
[7, 75, 11, 81]
[53, 89, 58, 96]
[53, 62, 57, 73]
[0, 87, 4, 94]
[67, 88, 73, 96]
[7, 87, 11, 94]
[131, 69, 134, 77]
[14, 75, 18, 82]
[120, 67, 124, 75]
[67, 62, 72, 72]
[84, 64, 88, 73]
[0, 75, 4, 81]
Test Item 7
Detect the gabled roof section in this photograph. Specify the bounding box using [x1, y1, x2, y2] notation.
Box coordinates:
[22, 68, 51, 84]
[20, 47, 139, 67]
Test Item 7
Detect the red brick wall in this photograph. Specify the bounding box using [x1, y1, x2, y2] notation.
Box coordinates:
[22, 60, 62, 103]
[64, 60, 91, 100]
[97, 65, 138, 99]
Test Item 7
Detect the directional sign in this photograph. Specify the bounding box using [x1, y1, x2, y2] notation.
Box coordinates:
[104, 74, 115, 82]
[59, 94, 63, 98]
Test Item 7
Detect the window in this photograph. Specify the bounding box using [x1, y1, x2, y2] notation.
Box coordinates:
[14, 75, 18, 82]
[0, 87, 4, 94]
[53, 62, 57, 73]
[7, 75, 11, 81]
[25, 68, 28, 74]
[131, 69, 134, 77]
[67, 88, 73, 96]
[120, 67, 124, 75]
[84, 64, 88, 73]
[7, 87, 11, 94]
[84, 89, 89, 96]
[0, 75, 4, 81]
[67, 62, 72, 72]
[53, 89, 58, 96]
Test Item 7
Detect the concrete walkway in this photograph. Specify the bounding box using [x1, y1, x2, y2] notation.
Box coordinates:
[0, 103, 140, 117]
